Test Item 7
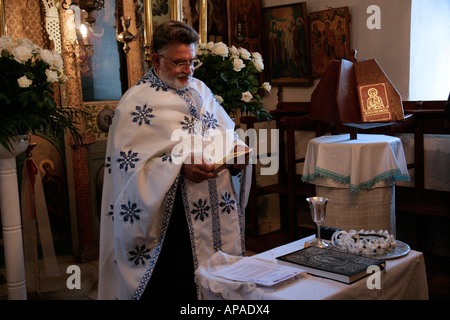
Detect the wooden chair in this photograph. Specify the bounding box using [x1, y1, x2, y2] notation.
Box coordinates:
[391, 102, 449, 252]
[241, 100, 322, 245]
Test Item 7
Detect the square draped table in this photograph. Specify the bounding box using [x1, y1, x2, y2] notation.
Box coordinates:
[195, 235, 428, 300]
[301, 133, 410, 234]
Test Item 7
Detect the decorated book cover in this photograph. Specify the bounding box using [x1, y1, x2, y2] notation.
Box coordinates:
[357, 82, 393, 122]
[277, 246, 385, 284]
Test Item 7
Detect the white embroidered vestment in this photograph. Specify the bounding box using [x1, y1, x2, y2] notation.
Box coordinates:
[97, 69, 251, 300]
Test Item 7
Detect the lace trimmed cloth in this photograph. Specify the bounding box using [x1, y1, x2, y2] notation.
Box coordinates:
[302, 134, 410, 192]
[195, 251, 266, 300]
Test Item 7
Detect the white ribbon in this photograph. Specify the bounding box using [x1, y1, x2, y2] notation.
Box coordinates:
[21, 157, 60, 293]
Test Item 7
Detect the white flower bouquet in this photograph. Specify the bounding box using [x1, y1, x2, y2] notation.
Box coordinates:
[195, 42, 272, 121]
[0, 35, 85, 151]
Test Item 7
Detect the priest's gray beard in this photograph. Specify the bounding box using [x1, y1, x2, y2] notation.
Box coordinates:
[158, 70, 192, 91]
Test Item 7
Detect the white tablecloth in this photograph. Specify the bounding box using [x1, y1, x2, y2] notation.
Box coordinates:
[195, 236, 429, 300]
[301, 134, 410, 233]
[301, 134, 410, 191]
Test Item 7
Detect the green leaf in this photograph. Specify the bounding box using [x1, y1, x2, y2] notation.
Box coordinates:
[219, 72, 227, 82]
[18, 91, 30, 103]
[25, 72, 35, 80]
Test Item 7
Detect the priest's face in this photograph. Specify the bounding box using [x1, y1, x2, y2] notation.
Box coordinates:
[153, 43, 197, 90]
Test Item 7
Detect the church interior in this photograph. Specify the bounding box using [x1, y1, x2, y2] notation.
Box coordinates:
[0, 0, 449, 301]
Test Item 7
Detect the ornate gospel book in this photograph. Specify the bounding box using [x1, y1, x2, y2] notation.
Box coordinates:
[277, 246, 385, 284]
[357, 82, 393, 122]
[310, 58, 405, 126]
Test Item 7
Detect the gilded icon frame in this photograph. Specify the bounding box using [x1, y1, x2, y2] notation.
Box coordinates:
[308, 6, 351, 77]
[0, 0, 6, 36]
[262, 2, 312, 86]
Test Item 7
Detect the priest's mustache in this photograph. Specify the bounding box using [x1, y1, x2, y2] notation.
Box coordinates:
[177, 73, 192, 79]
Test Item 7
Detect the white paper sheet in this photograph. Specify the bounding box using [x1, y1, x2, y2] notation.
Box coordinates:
[211, 257, 305, 287]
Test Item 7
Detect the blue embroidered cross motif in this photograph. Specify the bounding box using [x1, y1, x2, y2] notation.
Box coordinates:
[136, 69, 169, 91]
[105, 156, 112, 174]
[177, 87, 201, 118]
[219, 192, 235, 214]
[120, 201, 141, 224]
[180, 116, 202, 135]
[150, 83, 168, 91]
[107, 204, 114, 221]
[128, 244, 151, 266]
[117, 150, 140, 171]
[131, 104, 154, 126]
[191, 198, 210, 221]
[202, 111, 218, 130]
[161, 153, 182, 163]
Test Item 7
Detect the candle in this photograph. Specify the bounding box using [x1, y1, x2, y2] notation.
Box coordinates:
[80, 24, 88, 43]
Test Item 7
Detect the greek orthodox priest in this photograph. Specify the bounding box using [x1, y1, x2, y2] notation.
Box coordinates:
[97, 20, 251, 300]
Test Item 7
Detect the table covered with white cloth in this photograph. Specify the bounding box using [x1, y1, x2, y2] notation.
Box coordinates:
[195, 235, 428, 300]
[301, 134, 410, 234]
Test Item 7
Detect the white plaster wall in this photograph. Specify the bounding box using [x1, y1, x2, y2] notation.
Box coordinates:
[409, 0, 450, 100]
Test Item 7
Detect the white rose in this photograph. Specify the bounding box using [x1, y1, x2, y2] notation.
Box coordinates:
[252, 52, 262, 61]
[213, 42, 229, 57]
[262, 82, 271, 92]
[241, 91, 253, 103]
[45, 69, 59, 83]
[196, 47, 204, 56]
[17, 75, 33, 88]
[215, 95, 224, 104]
[39, 49, 55, 66]
[232, 58, 245, 72]
[52, 52, 64, 70]
[196, 43, 209, 56]
[230, 45, 239, 56]
[239, 47, 251, 60]
[16, 38, 34, 49]
[17, 38, 39, 53]
[0, 35, 17, 53]
[206, 41, 215, 51]
[59, 73, 68, 84]
[12, 45, 33, 63]
[253, 59, 264, 71]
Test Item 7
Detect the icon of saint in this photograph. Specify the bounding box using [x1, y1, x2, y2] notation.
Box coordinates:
[367, 87, 385, 110]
